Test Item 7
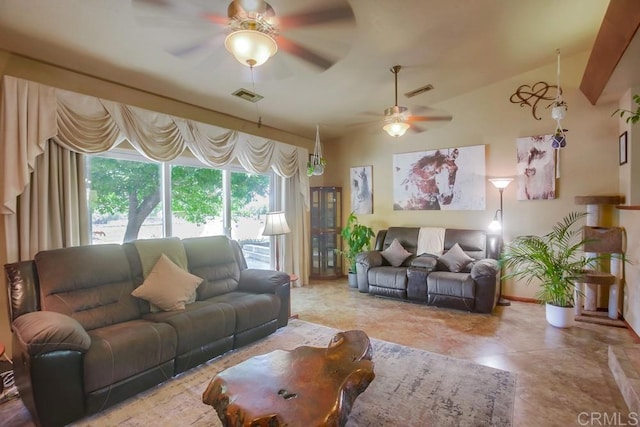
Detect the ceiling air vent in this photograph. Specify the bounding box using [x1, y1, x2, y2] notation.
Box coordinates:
[232, 88, 264, 103]
[404, 84, 434, 99]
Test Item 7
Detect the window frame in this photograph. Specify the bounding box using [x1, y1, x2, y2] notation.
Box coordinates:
[86, 148, 275, 242]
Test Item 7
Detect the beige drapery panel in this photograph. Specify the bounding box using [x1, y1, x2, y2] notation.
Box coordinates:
[5, 140, 89, 261]
[1, 76, 310, 283]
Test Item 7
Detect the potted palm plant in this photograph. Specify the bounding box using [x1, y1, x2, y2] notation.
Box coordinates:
[337, 212, 374, 288]
[500, 211, 600, 328]
[612, 93, 640, 124]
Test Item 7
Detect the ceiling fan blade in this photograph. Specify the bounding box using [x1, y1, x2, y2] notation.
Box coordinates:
[408, 124, 426, 134]
[409, 115, 453, 122]
[278, 4, 355, 30]
[202, 13, 229, 25]
[277, 37, 336, 70]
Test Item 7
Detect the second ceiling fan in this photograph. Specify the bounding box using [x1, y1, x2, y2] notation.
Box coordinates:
[383, 65, 452, 137]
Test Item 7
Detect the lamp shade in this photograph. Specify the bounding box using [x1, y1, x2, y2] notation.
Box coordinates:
[383, 121, 410, 137]
[488, 178, 513, 189]
[225, 29, 277, 67]
[262, 211, 291, 236]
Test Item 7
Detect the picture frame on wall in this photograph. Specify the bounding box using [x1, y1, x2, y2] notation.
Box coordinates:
[350, 166, 373, 214]
[620, 131, 628, 165]
[392, 145, 486, 210]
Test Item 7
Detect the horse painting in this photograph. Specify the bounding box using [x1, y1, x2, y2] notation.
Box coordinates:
[393, 145, 485, 211]
[396, 149, 459, 210]
[516, 135, 556, 200]
[350, 166, 373, 214]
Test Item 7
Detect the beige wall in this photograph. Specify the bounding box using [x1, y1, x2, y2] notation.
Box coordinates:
[326, 51, 621, 303]
[617, 85, 640, 335]
[0, 50, 313, 356]
[0, 48, 636, 350]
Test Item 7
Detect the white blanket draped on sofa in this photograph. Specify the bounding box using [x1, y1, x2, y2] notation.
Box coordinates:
[417, 227, 446, 256]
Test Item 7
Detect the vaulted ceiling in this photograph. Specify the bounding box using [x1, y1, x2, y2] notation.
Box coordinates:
[0, 0, 634, 140]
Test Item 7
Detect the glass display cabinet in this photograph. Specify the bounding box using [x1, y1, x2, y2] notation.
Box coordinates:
[310, 187, 342, 279]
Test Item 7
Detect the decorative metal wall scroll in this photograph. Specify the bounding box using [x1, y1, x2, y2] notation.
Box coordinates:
[509, 82, 561, 120]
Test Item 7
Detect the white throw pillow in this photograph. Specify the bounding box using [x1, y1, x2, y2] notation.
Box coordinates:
[381, 238, 412, 267]
[132, 253, 203, 311]
[438, 243, 475, 273]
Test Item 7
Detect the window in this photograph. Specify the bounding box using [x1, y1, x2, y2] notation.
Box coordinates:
[86, 152, 274, 269]
[88, 156, 162, 244]
[230, 170, 271, 269]
[170, 165, 223, 238]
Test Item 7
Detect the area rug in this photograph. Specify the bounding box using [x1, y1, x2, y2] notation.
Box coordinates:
[69, 319, 515, 427]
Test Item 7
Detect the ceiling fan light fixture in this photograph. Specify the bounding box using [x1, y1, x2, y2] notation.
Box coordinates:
[225, 29, 277, 67]
[383, 120, 410, 137]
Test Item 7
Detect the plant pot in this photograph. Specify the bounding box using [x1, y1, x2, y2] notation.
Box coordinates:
[545, 303, 575, 328]
[551, 104, 567, 120]
[348, 272, 358, 288]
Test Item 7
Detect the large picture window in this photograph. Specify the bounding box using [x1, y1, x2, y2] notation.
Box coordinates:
[87, 151, 273, 268]
[88, 156, 163, 244]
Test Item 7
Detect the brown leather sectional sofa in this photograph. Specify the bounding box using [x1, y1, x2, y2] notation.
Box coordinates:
[4, 235, 290, 427]
[356, 227, 501, 313]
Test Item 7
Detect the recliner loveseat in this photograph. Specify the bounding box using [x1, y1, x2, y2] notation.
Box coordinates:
[356, 227, 501, 313]
[4, 235, 290, 427]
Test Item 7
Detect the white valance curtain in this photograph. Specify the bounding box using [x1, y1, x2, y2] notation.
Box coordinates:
[1, 76, 309, 282]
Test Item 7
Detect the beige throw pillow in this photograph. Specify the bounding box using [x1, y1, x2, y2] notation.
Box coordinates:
[381, 238, 412, 267]
[438, 243, 475, 273]
[132, 254, 203, 311]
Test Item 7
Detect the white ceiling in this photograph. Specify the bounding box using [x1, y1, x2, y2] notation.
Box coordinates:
[0, 0, 628, 140]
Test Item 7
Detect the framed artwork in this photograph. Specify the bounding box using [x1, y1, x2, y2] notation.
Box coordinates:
[350, 166, 373, 214]
[620, 131, 628, 165]
[392, 145, 485, 210]
[516, 134, 556, 200]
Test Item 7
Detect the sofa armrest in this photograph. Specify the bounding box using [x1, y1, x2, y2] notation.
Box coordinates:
[12, 311, 91, 356]
[238, 269, 291, 328]
[470, 258, 499, 280]
[238, 269, 290, 294]
[410, 255, 438, 270]
[471, 259, 500, 313]
[12, 311, 88, 426]
[355, 251, 384, 293]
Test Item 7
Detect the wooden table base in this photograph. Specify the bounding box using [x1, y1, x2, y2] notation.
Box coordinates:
[202, 330, 375, 427]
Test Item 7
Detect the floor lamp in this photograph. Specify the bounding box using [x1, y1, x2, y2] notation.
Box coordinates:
[262, 211, 291, 272]
[488, 178, 513, 307]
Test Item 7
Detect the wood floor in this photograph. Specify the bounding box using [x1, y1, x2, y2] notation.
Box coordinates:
[291, 279, 639, 426]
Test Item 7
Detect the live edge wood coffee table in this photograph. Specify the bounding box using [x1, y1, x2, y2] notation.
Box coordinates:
[202, 330, 375, 427]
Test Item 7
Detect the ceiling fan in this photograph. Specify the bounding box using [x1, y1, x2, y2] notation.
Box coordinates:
[382, 65, 452, 137]
[133, 0, 356, 70]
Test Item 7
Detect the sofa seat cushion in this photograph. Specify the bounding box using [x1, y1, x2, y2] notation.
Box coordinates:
[367, 267, 408, 290]
[143, 301, 235, 355]
[427, 272, 475, 299]
[206, 292, 281, 333]
[84, 319, 177, 393]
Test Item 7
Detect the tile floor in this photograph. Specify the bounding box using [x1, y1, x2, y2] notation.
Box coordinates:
[291, 279, 639, 426]
[2, 279, 638, 426]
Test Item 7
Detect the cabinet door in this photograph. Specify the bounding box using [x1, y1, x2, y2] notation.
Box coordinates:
[310, 187, 342, 278]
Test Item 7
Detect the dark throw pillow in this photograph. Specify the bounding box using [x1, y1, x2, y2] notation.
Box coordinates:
[381, 238, 412, 267]
[438, 243, 475, 273]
